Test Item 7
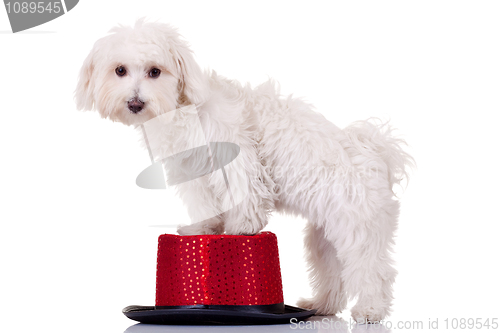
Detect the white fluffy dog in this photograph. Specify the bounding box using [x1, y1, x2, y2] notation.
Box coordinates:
[76, 19, 413, 323]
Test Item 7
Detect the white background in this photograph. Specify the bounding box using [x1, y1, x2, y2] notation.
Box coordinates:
[1, 1, 499, 332]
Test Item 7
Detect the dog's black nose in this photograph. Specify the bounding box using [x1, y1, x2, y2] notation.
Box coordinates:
[128, 98, 145, 113]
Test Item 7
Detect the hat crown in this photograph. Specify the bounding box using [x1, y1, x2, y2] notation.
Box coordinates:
[155, 232, 284, 307]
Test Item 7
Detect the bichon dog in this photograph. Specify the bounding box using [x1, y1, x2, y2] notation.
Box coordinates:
[75, 19, 414, 323]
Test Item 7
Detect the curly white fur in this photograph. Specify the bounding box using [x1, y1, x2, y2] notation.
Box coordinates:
[75, 19, 414, 323]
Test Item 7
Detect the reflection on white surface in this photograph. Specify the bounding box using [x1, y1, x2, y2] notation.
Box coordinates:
[124, 316, 392, 333]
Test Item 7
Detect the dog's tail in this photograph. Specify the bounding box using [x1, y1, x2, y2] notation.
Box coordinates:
[343, 118, 415, 193]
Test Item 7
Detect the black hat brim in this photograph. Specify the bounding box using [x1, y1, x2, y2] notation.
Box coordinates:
[123, 305, 317, 325]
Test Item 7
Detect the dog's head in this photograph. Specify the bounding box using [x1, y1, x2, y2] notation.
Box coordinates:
[75, 19, 207, 125]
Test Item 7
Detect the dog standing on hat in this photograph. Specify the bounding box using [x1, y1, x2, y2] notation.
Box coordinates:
[76, 19, 414, 323]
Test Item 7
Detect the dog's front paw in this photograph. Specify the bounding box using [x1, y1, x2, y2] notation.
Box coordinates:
[177, 218, 224, 236]
[224, 218, 265, 235]
[224, 223, 263, 235]
[351, 302, 388, 324]
[177, 224, 204, 235]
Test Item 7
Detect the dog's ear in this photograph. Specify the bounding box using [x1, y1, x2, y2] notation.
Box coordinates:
[172, 43, 208, 106]
[75, 48, 97, 111]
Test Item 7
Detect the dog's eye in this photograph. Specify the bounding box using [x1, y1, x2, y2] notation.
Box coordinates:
[115, 66, 127, 77]
[149, 68, 161, 78]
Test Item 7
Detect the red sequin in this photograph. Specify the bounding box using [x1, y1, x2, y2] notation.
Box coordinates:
[155, 232, 284, 306]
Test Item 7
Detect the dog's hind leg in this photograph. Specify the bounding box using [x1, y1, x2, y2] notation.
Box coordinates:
[330, 119, 411, 323]
[297, 222, 347, 315]
[332, 188, 400, 323]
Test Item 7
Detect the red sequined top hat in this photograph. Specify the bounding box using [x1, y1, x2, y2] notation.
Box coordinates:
[123, 232, 316, 325]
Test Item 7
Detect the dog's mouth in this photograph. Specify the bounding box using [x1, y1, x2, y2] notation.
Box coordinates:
[128, 97, 145, 114]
